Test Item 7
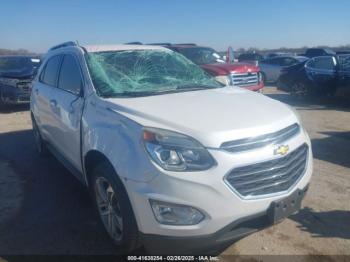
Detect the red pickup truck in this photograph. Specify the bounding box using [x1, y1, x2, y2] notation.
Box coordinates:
[164, 44, 264, 92]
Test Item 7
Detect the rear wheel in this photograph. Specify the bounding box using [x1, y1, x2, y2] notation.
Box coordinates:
[91, 160, 140, 254]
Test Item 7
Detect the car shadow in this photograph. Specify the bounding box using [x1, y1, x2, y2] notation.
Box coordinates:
[0, 129, 146, 255]
[289, 207, 350, 240]
[311, 131, 350, 169]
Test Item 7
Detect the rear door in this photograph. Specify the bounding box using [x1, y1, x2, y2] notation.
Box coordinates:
[260, 58, 282, 82]
[305, 56, 337, 89]
[31, 55, 62, 142]
[50, 54, 85, 175]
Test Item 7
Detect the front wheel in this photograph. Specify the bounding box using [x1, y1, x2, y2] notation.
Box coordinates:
[31, 115, 49, 156]
[91, 161, 140, 254]
[290, 82, 310, 98]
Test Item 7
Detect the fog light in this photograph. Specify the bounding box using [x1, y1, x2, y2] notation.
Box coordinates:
[150, 200, 204, 225]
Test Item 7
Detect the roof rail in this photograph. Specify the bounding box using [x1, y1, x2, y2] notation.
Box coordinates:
[176, 43, 197, 46]
[125, 41, 143, 45]
[147, 43, 172, 46]
[49, 41, 78, 51]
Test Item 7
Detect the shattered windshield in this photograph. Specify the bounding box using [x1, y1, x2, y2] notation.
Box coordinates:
[86, 49, 222, 98]
[178, 47, 225, 65]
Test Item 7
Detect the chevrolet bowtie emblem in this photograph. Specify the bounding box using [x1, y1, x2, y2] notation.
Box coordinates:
[274, 145, 289, 156]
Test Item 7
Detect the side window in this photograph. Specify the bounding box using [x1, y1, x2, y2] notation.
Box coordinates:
[58, 55, 82, 95]
[306, 56, 336, 71]
[281, 58, 297, 66]
[271, 58, 283, 65]
[41, 55, 62, 86]
[264, 58, 282, 65]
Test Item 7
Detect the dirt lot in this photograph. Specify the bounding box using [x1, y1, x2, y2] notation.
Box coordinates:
[0, 87, 349, 257]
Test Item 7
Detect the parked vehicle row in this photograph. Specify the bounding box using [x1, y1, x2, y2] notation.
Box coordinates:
[277, 54, 350, 96]
[0, 56, 41, 106]
[31, 41, 312, 254]
[133, 43, 264, 92]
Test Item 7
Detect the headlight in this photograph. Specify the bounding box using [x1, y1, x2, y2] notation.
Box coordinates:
[143, 127, 215, 171]
[214, 75, 231, 86]
[258, 72, 263, 83]
[150, 200, 205, 225]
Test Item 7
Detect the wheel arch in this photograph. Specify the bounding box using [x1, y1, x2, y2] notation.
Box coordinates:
[84, 150, 115, 187]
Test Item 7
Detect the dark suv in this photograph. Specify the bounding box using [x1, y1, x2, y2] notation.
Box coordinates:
[0, 56, 41, 105]
[278, 54, 350, 96]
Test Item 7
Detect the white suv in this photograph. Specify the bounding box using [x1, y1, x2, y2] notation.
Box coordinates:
[30, 42, 313, 254]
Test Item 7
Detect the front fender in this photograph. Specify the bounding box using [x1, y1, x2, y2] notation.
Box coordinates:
[82, 99, 159, 183]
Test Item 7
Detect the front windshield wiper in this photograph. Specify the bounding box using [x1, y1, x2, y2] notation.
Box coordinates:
[176, 84, 222, 90]
[101, 89, 179, 98]
[100, 84, 222, 98]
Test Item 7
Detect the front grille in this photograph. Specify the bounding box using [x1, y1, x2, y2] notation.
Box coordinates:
[221, 123, 300, 153]
[225, 144, 308, 198]
[231, 72, 259, 87]
[17, 82, 32, 92]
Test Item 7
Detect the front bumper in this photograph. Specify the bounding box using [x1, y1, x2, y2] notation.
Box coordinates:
[123, 128, 312, 253]
[241, 81, 264, 92]
[0, 85, 31, 104]
[140, 186, 308, 255]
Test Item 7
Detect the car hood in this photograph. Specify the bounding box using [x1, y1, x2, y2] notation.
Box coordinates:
[201, 62, 260, 76]
[104, 87, 298, 148]
[0, 68, 36, 79]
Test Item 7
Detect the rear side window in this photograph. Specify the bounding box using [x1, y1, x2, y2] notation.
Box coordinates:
[280, 58, 297, 66]
[41, 55, 61, 86]
[58, 55, 82, 95]
[263, 58, 282, 65]
[306, 56, 336, 71]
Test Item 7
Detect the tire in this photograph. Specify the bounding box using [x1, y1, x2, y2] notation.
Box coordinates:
[261, 72, 267, 85]
[31, 114, 49, 156]
[290, 81, 310, 98]
[90, 160, 140, 254]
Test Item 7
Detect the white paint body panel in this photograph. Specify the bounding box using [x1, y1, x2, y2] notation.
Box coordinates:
[31, 44, 313, 238]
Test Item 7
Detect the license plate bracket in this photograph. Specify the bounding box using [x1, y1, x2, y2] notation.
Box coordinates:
[268, 189, 304, 224]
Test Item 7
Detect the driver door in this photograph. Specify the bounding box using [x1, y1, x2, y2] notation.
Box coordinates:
[305, 56, 337, 90]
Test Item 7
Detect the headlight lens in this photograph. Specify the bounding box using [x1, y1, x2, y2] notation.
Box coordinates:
[258, 72, 263, 83]
[150, 200, 205, 225]
[143, 128, 215, 171]
[215, 75, 231, 86]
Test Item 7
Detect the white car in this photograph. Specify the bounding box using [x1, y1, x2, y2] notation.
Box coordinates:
[30, 42, 313, 254]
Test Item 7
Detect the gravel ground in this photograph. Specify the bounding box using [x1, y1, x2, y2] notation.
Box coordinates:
[0, 87, 349, 258]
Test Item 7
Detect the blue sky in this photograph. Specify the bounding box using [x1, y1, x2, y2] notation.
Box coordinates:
[1, 0, 349, 53]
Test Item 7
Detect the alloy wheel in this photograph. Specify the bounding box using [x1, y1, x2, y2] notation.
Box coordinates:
[95, 177, 123, 241]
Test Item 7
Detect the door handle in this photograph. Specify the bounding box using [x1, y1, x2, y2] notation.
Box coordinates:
[50, 99, 57, 107]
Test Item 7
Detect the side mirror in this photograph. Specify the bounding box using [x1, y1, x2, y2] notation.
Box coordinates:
[226, 46, 235, 64]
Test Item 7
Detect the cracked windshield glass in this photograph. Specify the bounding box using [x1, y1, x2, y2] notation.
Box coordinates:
[86, 49, 222, 97]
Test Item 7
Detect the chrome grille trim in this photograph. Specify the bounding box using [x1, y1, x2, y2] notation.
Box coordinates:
[221, 123, 300, 153]
[231, 72, 259, 87]
[225, 144, 308, 199]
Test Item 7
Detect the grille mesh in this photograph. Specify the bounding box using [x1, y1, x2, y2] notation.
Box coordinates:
[225, 144, 308, 198]
[221, 124, 300, 153]
[231, 72, 259, 87]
